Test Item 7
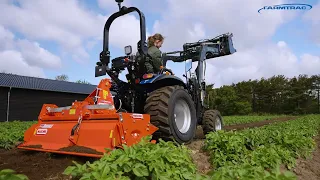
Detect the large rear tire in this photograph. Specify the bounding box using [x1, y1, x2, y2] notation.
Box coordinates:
[144, 85, 197, 144]
[202, 110, 223, 135]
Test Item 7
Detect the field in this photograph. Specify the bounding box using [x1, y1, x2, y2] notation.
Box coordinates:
[0, 115, 319, 180]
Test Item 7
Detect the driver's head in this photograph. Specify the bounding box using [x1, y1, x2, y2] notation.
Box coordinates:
[148, 33, 164, 48]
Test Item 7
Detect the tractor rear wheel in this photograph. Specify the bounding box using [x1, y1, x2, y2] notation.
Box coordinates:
[202, 110, 223, 135]
[144, 85, 197, 144]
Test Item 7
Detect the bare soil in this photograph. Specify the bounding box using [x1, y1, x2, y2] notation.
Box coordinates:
[195, 116, 297, 139]
[223, 116, 297, 131]
[0, 149, 96, 180]
[1, 115, 318, 180]
[58, 145, 104, 155]
[187, 140, 212, 174]
[292, 135, 320, 180]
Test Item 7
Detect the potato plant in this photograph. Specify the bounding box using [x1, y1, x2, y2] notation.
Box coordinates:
[63, 136, 208, 180]
[223, 115, 286, 125]
[204, 114, 320, 179]
[0, 169, 29, 180]
[0, 121, 36, 149]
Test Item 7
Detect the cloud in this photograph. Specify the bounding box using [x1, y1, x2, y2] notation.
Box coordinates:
[0, 50, 45, 77]
[205, 41, 320, 87]
[0, 0, 105, 62]
[0, 25, 15, 50]
[148, 0, 320, 87]
[303, 2, 320, 45]
[165, 40, 320, 88]
[0, 0, 150, 63]
[107, 14, 151, 52]
[15, 40, 61, 69]
[1, 0, 319, 87]
[299, 54, 320, 73]
[0, 25, 61, 77]
[98, 0, 166, 15]
[97, 0, 131, 12]
[0, 0, 151, 81]
[96, 2, 152, 53]
[153, 0, 297, 51]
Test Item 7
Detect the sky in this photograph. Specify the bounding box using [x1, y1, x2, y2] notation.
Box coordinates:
[0, 0, 319, 88]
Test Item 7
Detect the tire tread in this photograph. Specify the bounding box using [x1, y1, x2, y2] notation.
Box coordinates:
[202, 109, 223, 135]
[144, 85, 185, 140]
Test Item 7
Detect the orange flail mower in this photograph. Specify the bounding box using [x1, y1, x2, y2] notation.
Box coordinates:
[17, 78, 158, 158]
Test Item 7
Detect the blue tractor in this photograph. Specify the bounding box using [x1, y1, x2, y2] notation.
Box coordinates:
[95, 0, 237, 144]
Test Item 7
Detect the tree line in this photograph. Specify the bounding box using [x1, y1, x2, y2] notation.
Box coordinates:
[55, 74, 91, 85]
[206, 74, 320, 116]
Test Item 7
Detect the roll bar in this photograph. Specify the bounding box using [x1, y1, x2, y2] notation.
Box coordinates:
[99, 5, 148, 66]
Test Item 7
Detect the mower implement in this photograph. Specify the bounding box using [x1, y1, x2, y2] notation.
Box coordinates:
[17, 78, 158, 158]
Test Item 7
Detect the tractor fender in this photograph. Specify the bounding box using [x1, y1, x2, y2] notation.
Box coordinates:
[140, 74, 186, 89]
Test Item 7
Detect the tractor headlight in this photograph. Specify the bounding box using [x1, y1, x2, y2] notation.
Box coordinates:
[124, 45, 132, 55]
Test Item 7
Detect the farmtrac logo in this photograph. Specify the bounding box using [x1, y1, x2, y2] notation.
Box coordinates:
[258, 3, 312, 14]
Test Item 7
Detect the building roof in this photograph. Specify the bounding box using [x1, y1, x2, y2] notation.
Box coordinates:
[0, 73, 97, 94]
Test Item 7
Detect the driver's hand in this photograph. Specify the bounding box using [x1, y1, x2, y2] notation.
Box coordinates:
[160, 66, 174, 75]
[167, 68, 174, 75]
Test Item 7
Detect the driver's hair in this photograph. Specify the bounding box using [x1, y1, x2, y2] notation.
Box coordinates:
[147, 33, 164, 48]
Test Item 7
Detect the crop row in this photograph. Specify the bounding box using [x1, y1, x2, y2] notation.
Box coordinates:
[223, 115, 288, 125]
[1, 115, 319, 179]
[62, 115, 320, 179]
[0, 121, 36, 149]
[204, 114, 320, 179]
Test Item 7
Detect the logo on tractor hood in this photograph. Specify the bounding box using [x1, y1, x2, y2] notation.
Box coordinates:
[258, 3, 312, 13]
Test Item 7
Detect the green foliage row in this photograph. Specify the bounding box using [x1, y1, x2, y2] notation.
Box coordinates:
[0, 121, 36, 149]
[63, 115, 320, 180]
[0, 169, 29, 180]
[63, 137, 208, 180]
[203, 114, 320, 179]
[223, 115, 287, 125]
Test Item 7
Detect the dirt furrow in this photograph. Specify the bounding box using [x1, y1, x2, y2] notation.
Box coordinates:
[0, 149, 93, 180]
[293, 135, 320, 180]
[195, 116, 298, 139]
[223, 116, 297, 131]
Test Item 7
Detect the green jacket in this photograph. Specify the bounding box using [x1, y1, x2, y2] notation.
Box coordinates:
[145, 46, 163, 73]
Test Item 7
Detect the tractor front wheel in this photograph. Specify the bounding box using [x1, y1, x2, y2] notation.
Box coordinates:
[144, 85, 197, 144]
[202, 110, 223, 135]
